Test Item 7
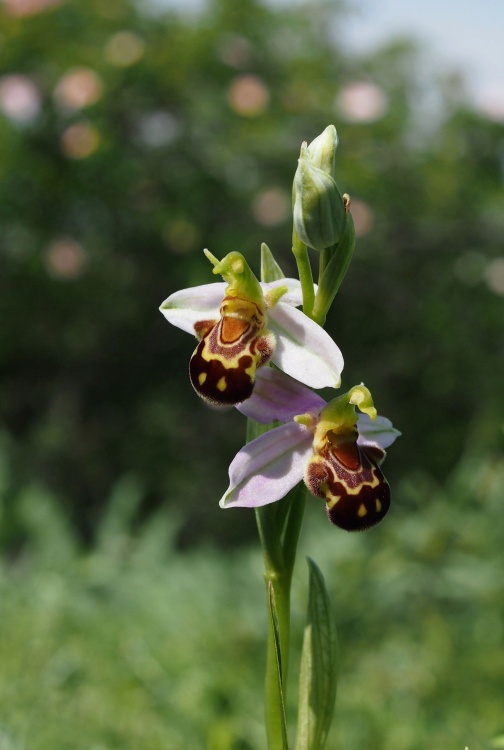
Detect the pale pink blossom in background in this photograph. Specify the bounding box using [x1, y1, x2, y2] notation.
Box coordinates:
[45, 238, 87, 280]
[54, 68, 103, 111]
[228, 75, 269, 117]
[335, 81, 388, 123]
[0, 75, 41, 124]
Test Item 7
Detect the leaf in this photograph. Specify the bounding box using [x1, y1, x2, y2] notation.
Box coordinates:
[268, 581, 290, 750]
[261, 242, 286, 282]
[295, 558, 339, 750]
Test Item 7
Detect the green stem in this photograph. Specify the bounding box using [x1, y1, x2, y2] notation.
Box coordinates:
[253, 240, 309, 746]
[264, 567, 291, 750]
[256, 486, 306, 750]
[282, 486, 306, 574]
[255, 502, 284, 584]
[292, 229, 315, 318]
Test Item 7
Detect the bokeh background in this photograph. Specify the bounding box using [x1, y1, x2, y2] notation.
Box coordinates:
[1, 0, 503, 748]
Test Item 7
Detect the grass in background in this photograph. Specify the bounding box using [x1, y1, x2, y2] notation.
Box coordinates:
[0, 452, 504, 750]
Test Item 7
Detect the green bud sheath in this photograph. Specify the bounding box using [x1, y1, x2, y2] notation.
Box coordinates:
[312, 207, 356, 325]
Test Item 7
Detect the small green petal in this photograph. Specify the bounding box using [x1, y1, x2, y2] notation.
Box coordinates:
[261, 242, 286, 282]
[265, 285, 289, 308]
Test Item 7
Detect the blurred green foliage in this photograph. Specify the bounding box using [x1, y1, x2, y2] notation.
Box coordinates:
[1, 0, 503, 546]
[0, 449, 503, 749]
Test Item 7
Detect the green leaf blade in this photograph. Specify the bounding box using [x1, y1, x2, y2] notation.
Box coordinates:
[295, 558, 339, 750]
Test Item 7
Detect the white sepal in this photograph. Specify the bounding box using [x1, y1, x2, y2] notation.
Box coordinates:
[219, 422, 312, 508]
[268, 303, 344, 389]
[236, 367, 326, 424]
[159, 282, 226, 334]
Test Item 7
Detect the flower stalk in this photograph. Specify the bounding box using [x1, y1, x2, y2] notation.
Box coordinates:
[248, 251, 307, 749]
[292, 227, 315, 319]
[256, 487, 306, 750]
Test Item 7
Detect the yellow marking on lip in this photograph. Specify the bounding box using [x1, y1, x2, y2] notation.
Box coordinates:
[217, 376, 227, 392]
[326, 495, 340, 509]
[333, 472, 381, 494]
[357, 503, 367, 517]
[375, 498, 382, 512]
[198, 372, 207, 386]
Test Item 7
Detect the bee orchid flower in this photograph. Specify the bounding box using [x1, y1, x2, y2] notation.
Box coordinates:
[222, 368, 401, 531]
[160, 250, 344, 405]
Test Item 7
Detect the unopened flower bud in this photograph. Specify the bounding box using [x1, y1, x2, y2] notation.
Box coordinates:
[306, 124, 338, 177]
[293, 143, 346, 251]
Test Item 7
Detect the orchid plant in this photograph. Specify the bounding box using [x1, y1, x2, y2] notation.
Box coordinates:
[160, 125, 400, 750]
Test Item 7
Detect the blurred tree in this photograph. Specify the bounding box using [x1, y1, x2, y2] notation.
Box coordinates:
[0, 0, 503, 548]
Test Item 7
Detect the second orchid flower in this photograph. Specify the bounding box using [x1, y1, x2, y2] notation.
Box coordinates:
[223, 368, 401, 531]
